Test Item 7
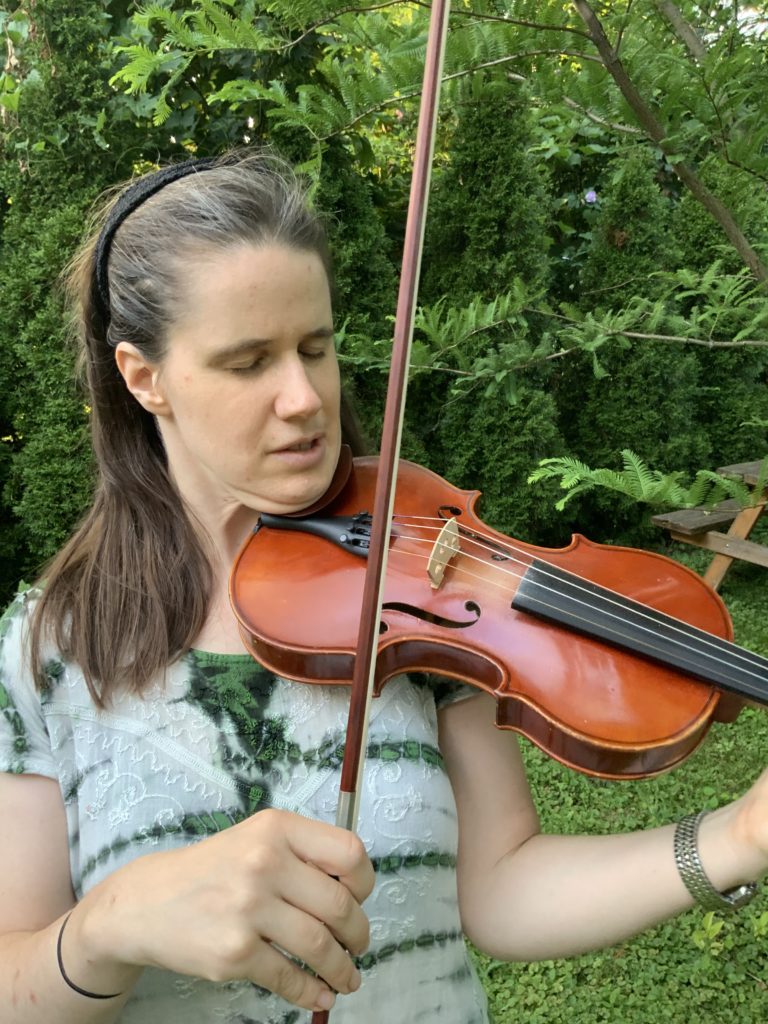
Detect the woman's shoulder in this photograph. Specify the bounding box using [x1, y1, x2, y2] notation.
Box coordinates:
[0, 584, 60, 778]
[0, 582, 69, 680]
[1, 582, 36, 619]
[0, 583, 40, 660]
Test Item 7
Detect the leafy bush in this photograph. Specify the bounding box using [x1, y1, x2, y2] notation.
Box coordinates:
[422, 83, 552, 305]
[0, 0, 171, 600]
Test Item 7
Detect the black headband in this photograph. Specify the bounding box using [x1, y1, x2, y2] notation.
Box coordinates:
[92, 156, 219, 327]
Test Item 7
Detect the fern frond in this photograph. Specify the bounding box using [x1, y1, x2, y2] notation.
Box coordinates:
[753, 456, 768, 496]
[110, 44, 187, 93]
[193, 0, 271, 50]
[698, 471, 756, 508]
[526, 450, 763, 513]
[263, 0, 346, 31]
[414, 287, 530, 354]
[527, 456, 595, 485]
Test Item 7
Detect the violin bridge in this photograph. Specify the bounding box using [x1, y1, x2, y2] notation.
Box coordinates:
[427, 517, 460, 589]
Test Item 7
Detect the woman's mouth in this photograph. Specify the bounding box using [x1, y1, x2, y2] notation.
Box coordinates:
[271, 436, 326, 465]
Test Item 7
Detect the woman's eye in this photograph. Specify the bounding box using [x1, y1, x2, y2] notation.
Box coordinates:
[229, 359, 264, 375]
[227, 345, 328, 374]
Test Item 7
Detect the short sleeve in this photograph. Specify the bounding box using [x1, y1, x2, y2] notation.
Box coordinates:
[0, 589, 58, 779]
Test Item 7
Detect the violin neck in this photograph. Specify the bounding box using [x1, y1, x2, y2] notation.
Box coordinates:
[513, 560, 768, 705]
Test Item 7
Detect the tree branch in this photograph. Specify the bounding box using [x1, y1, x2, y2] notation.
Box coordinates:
[572, 0, 768, 286]
[320, 51, 604, 141]
[530, 307, 768, 348]
[562, 96, 642, 136]
[654, 3, 768, 185]
[655, 0, 707, 61]
[614, 330, 768, 347]
[614, 0, 636, 57]
[279, 1, 591, 53]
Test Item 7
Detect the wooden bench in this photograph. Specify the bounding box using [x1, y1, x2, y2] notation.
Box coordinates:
[651, 460, 768, 590]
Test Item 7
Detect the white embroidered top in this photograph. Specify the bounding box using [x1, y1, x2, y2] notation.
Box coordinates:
[0, 590, 491, 1024]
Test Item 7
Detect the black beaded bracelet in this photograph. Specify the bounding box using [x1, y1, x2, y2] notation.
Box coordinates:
[56, 913, 124, 1000]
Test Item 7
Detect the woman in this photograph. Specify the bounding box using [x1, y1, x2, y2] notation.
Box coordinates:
[0, 151, 766, 1024]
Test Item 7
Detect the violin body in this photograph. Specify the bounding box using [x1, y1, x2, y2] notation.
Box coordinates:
[231, 458, 757, 781]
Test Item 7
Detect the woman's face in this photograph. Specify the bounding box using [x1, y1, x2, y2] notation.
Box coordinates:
[144, 243, 341, 518]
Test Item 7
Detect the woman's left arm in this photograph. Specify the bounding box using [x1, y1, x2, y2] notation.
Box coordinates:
[439, 693, 768, 962]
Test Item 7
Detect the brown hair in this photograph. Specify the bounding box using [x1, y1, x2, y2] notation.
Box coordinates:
[30, 150, 365, 706]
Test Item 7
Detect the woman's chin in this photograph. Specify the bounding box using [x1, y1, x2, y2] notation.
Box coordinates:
[244, 479, 334, 517]
[240, 443, 342, 516]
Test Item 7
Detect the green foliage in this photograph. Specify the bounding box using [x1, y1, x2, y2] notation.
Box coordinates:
[691, 346, 768, 467]
[422, 84, 552, 304]
[313, 143, 398, 438]
[663, 263, 768, 344]
[111, 1, 272, 125]
[339, 282, 559, 407]
[543, 145, 767, 540]
[531, 110, 621, 292]
[528, 450, 768, 513]
[315, 143, 397, 337]
[0, 8, 36, 119]
[577, 148, 680, 299]
[0, 0, 172, 599]
[674, 156, 768, 275]
[110, 1, 434, 148]
[666, 259, 768, 464]
[433, 386, 570, 547]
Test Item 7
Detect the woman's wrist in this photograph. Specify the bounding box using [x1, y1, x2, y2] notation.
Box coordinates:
[675, 811, 757, 911]
[62, 893, 144, 998]
[696, 800, 768, 893]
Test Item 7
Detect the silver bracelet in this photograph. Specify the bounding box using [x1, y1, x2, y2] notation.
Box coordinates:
[674, 811, 758, 913]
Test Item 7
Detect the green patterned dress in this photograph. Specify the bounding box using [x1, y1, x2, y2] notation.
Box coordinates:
[0, 589, 491, 1023]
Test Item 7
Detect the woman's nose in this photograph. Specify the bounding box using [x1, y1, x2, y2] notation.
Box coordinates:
[273, 357, 324, 420]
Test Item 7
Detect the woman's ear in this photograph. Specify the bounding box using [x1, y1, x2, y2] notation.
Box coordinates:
[114, 342, 170, 416]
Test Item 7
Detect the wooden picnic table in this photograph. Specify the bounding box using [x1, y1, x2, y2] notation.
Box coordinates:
[651, 460, 767, 590]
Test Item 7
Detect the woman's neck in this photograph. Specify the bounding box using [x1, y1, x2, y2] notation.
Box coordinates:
[192, 577, 251, 655]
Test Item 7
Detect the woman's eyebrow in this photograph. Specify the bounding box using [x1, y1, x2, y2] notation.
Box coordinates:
[304, 326, 335, 341]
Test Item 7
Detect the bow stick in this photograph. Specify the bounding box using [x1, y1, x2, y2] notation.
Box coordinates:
[311, 2, 451, 1021]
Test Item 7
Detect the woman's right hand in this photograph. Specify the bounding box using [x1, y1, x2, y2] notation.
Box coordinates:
[67, 809, 374, 1013]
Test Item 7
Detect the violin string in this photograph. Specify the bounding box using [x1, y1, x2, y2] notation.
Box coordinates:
[392, 520, 768, 676]
[384, 517, 768, 681]
[341, 510, 764, 678]
[388, 536, 768, 682]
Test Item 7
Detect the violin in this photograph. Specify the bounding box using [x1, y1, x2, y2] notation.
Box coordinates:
[230, 452, 768, 781]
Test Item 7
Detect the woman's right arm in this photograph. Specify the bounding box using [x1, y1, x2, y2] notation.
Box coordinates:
[1, 773, 373, 1019]
[0, 772, 139, 1023]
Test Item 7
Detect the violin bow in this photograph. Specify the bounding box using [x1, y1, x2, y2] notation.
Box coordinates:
[311, 1, 451, 1020]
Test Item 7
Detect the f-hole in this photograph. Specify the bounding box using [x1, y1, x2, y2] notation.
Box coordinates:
[381, 600, 481, 630]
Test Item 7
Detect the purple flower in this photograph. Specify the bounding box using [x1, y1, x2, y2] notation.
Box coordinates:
[584, 189, 598, 204]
